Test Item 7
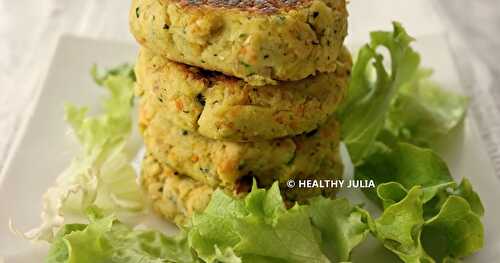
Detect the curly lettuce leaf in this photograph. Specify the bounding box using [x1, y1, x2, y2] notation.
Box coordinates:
[46, 186, 371, 263]
[355, 143, 484, 218]
[188, 183, 330, 263]
[25, 64, 144, 242]
[340, 22, 468, 164]
[188, 182, 371, 263]
[46, 207, 197, 263]
[343, 27, 483, 260]
[308, 197, 370, 262]
[355, 143, 484, 262]
[452, 178, 484, 216]
[355, 143, 453, 207]
[338, 22, 420, 165]
[422, 196, 484, 262]
[368, 186, 435, 263]
[386, 69, 469, 146]
[44, 174, 484, 263]
[369, 186, 484, 263]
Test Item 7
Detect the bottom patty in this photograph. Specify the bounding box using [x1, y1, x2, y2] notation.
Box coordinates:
[141, 149, 343, 225]
[141, 153, 214, 226]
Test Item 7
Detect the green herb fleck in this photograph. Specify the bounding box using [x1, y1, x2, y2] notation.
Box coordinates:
[239, 61, 252, 69]
[238, 160, 246, 171]
[286, 152, 296, 165]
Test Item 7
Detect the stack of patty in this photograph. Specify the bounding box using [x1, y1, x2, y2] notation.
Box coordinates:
[130, 0, 350, 225]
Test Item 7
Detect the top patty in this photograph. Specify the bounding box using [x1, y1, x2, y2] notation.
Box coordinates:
[130, 0, 348, 85]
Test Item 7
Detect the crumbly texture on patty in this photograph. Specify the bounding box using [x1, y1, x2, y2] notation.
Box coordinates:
[141, 150, 342, 224]
[282, 142, 343, 203]
[135, 47, 351, 141]
[141, 152, 214, 225]
[130, 0, 348, 85]
[140, 97, 342, 194]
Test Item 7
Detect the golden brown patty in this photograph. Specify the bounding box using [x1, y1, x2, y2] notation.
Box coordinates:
[140, 97, 342, 195]
[141, 151, 342, 224]
[130, 0, 348, 85]
[136, 47, 351, 141]
[141, 152, 214, 225]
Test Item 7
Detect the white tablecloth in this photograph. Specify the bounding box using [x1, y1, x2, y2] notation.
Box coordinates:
[1, 0, 499, 176]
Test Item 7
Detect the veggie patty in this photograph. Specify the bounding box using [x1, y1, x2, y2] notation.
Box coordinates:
[130, 0, 348, 85]
[141, 149, 343, 225]
[139, 101, 343, 201]
[135, 47, 351, 141]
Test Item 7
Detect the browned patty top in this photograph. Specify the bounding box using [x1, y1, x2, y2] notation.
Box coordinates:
[169, 0, 312, 12]
[167, 59, 245, 87]
[150, 46, 351, 88]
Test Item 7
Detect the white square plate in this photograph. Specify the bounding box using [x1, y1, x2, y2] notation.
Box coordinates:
[1, 35, 499, 262]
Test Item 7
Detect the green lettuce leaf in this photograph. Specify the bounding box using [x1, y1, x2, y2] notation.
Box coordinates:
[338, 22, 420, 165]
[340, 22, 468, 164]
[46, 207, 197, 263]
[368, 186, 484, 263]
[339, 28, 473, 261]
[422, 196, 484, 262]
[452, 178, 484, 216]
[386, 69, 469, 146]
[355, 142, 484, 262]
[355, 143, 453, 207]
[188, 182, 371, 263]
[355, 143, 484, 218]
[26, 64, 144, 241]
[308, 197, 370, 262]
[188, 183, 330, 263]
[47, 183, 371, 263]
[368, 186, 435, 263]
